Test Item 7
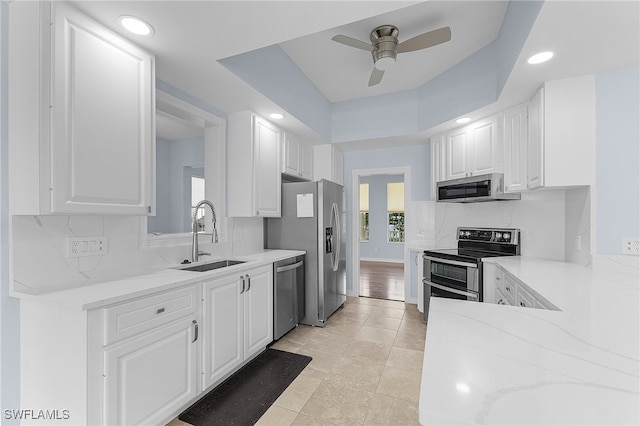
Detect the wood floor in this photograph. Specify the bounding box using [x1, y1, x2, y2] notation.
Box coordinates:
[359, 260, 405, 302]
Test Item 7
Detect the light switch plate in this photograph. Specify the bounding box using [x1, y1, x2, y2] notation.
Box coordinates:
[67, 237, 108, 258]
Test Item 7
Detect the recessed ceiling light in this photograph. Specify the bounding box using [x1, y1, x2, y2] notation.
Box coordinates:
[527, 51, 554, 65]
[269, 113, 284, 120]
[119, 16, 154, 36]
[456, 382, 471, 394]
[455, 117, 471, 124]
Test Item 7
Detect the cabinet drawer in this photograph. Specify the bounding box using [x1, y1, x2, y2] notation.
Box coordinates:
[499, 273, 517, 305]
[495, 288, 511, 306]
[104, 286, 198, 345]
[516, 285, 535, 309]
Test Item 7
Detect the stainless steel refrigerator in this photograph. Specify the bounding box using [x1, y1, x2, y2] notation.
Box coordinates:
[266, 179, 346, 327]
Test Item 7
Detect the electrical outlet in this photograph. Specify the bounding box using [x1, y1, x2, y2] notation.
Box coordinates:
[574, 236, 582, 251]
[621, 238, 640, 255]
[67, 237, 108, 258]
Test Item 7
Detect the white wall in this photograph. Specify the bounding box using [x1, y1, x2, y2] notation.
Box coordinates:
[11, 215, 264, 294]
[595, 67, 640, 255]
[565, 186, 592, 266]
[0, 2, 20, 421]
[434, 190, 566, 260]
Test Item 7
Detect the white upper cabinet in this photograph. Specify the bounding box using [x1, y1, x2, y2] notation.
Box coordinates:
[227, 112, 282, 217]
[442, 115, 502, 181]
[430, 134, 445, 199]
[8, 1, 155, 215]
[444, 127, 469, 180]
[527, 75, 596, 189]
[282, 132, 313, 181]
[313, 144, 344, 185]
[503, 104, 528, 193]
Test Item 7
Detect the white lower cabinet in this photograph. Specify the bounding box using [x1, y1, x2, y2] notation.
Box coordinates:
[492, 265, 555, 310]
[101, 285, 200, 425]
[19, 263, 276, 426]
[202, 265, 273, 391]
[103, 317, 199, 425]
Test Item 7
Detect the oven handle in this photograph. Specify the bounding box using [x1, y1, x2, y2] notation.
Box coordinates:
[422, 254, 478, 269]
[422, 279, 480, 300]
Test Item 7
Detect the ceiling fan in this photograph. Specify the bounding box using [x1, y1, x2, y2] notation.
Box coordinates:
[332, 24, 452, 87]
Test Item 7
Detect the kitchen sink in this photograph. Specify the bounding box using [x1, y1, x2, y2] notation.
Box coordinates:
[179, 259, 246, 272]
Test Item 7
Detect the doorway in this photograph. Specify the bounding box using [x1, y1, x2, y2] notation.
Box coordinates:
[351, 167, 411, 302]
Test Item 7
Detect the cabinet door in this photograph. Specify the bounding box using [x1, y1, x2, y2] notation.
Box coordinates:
[103, 317, 198, 425]
[243, 266, 274, 359]
[202, 274, 243, 390]
[300, 141, 314, 180]
[283, 133, 300, 176]
[527, 87, 544, 189]
[253, 116, 281, 217]
[51, 2, 154, 214]
[468, 116, 501, 176]
[503, 105, 528, 193]
[430, 134, 445, 198]
[444, 128, 469, 180]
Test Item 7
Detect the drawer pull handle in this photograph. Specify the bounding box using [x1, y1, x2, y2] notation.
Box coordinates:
[246, 274, 251, 291]
[240, 276, 245, 294]
[192, 320, 198, 343]
[157, 308, 165, 314]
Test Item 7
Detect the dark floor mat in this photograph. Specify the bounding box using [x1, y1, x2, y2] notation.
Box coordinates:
[179, 349, 312, 426]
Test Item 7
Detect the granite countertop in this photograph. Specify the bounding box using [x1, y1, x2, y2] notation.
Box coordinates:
[11, 249, 305, 311]
[419, 256, 640, 425]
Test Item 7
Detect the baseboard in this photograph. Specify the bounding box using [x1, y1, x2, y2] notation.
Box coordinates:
[359, 257, 404, 264]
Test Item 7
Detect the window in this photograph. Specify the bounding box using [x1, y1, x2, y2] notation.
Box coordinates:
[359, 183, 369, 241]
[387, 182, 404, 243]
[191, 176, 206, 232]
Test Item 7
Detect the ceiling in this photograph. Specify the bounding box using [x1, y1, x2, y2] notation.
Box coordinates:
[73, 1, 639, 149]
[280, 1, 507, 103]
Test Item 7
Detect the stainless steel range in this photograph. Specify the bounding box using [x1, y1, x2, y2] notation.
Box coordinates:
[422, 227, 521, 320]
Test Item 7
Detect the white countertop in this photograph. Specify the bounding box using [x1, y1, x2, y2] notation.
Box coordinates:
[419, 256, 640, 425]
[11, 249, 305, 311]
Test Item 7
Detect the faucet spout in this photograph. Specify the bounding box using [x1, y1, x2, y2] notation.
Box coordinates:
[192, 199, 219, 263]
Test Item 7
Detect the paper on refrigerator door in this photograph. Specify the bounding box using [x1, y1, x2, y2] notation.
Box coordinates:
[296, 193, 314, 217]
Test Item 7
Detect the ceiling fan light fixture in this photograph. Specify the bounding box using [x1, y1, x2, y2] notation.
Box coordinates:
[375, 56, 396, 71]
[527, 51, 554, 65]
[119, 16, 154, 36]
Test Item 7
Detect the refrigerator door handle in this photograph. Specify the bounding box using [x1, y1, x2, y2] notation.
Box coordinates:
[331, 202, 340, 272]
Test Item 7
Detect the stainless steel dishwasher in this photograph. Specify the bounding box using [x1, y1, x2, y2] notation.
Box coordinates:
[274, 255, 305, 340]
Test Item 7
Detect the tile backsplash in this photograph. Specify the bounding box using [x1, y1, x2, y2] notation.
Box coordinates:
[11, 215, 264, 294]
[434, 189, 570, 260]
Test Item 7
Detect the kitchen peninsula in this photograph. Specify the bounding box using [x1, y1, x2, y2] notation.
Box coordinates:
[419, 256, 640, 425]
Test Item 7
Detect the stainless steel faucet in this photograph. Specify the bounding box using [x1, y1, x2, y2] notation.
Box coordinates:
[192, 199, 219, 263]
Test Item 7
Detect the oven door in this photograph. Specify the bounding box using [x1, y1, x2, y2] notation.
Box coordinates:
[422, 255, 479, 320]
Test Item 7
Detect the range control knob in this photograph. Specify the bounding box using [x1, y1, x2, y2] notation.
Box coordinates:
[502, 233, 511, 241]
[464, 231, 471, 238]
[459, 230, 465, 237]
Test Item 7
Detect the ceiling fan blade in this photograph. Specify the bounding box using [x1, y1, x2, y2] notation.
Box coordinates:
[331, 34, 374, 51]
[368, 67, 384, 87]
[397, 26, 451, 53]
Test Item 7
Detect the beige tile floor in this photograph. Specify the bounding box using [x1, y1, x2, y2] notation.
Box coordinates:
[168, 296, 427, 426]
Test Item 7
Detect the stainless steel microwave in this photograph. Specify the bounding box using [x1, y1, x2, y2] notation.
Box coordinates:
[436, 173, 520, 203]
